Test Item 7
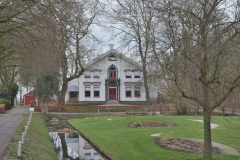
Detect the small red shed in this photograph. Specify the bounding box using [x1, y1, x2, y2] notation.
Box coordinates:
[23, 90, 35, 106]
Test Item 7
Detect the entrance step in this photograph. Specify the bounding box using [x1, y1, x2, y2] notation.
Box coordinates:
[107, 101, 119, 104]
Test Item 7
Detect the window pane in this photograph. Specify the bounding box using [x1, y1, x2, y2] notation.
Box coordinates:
[94, 91, 99, 97]
[126, 85, 131, 97]
[126, 91, 131, 97]
[135, 91, 140, 97]
[109, 67, 116, 70]
[94, 72, 99, 78]
[85, 91, 90, 97]
[94, 87, 99, 91]
[126, 86, 131, 91]
[94, 153, 100, 160]
[109, 55, 117, 61]
[134, 71, 140, 78]
[85, 71, 91, 78]
[94, 86, 100, 97]
[135, 86, 140, 91]
[70, 92, 78, 98]
[109, 83, 116, 87]
[85, 153, 91, 160]
[125, 71, 131, 78]
[85, 85, 91, 97]
[135, 85, 141, 97]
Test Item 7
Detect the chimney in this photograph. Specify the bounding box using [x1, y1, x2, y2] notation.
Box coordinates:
[109, 44, 114, 50]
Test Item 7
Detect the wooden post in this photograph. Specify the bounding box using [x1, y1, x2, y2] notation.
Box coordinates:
[17, 141, 22, 156]
[22, 133, 25, 144]
[27, 121, 30, 129]
[25, 126, 28, 135]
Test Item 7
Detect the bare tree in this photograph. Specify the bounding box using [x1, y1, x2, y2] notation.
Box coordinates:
[106, 0, 160, 103]
[153, 0, 240, 159]
[50, 0, 101, 105]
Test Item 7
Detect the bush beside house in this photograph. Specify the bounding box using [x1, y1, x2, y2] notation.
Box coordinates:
[0, 98, 12, 110]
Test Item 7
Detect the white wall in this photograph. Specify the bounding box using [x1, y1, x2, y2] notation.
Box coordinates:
[67, 51, 147, 103]
[65, 78, 79, 102]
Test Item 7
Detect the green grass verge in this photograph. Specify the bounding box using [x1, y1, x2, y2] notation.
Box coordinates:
[69, 116, 240, 160]
[3, 114, 58, 160]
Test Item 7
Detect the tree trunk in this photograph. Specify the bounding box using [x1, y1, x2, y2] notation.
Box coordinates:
[44, 103, 48, 115]
[58, 80, 68, 105]
[142, 62, 150, 103]
[41, 102, 44, 113]
[221, 106, 225, 116]
[20, 85, 22, 105]
[203, 109, 212, 160]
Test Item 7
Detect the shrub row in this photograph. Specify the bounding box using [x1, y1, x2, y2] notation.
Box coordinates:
[34, 105, 165, 114]
[65, 101, 105, 106]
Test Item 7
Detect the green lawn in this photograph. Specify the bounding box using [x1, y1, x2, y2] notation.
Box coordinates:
[4, 114, 58, 160]
[69, 116, 240, 160]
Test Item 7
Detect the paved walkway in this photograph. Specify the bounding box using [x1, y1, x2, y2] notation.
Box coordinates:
[0, 106, 29, 160]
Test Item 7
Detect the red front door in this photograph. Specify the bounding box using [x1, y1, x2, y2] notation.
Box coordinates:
[109, 88, 117, 100]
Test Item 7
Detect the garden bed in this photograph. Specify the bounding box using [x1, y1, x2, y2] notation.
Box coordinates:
[155, 138, 221, 154]
[128, 121, 176, 128]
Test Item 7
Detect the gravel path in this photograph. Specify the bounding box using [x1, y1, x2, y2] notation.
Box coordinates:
[0, 107, 29, 160]
[188, 119, 219, 129]
[188, 138, 240, 155]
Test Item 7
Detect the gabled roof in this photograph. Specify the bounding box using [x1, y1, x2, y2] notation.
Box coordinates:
[84, 49, 142, 69]
[23, 90, 34, 97]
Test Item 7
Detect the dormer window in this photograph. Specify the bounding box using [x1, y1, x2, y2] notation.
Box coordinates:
[108, 54, 117, 61]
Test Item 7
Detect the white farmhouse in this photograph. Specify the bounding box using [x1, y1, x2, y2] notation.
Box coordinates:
[65, 49, 147, 104]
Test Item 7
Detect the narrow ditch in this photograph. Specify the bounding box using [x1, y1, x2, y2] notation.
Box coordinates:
[46, 115, 108, 160]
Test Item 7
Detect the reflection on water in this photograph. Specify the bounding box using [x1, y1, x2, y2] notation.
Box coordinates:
[49, 131, 104, 160]
[49, 132, 63, 160]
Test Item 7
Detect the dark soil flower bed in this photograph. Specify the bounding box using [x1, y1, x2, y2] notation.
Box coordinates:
[128, 121, 176, 128]
[155, 138, 222, 154]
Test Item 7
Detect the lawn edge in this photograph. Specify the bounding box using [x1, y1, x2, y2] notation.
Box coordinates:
[67, 121, 116, 160]
[3, 114, 58, 160]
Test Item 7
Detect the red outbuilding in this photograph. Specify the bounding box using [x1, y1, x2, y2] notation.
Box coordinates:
[23, 90, 35, 106]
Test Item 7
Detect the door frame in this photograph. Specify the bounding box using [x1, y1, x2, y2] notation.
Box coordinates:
[107, 82, 118, 101]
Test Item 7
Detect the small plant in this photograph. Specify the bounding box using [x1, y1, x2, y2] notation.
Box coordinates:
[135, 122, 141, 128]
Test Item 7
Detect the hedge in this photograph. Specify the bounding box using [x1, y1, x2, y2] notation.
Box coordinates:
[0, 98, 12, 110]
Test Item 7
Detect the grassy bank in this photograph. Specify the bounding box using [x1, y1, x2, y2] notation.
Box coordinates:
[69, 116, 240, 160]
[4, 114, 58, 160]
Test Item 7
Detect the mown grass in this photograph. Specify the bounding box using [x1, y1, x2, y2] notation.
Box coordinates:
[3, 114, 58, 160]
[69, 116, 240, 160]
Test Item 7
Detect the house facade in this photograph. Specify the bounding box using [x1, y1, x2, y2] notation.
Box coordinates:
[65, 49, 146, 104]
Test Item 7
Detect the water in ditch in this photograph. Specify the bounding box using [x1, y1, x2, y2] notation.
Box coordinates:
[49, 131, 104, 160]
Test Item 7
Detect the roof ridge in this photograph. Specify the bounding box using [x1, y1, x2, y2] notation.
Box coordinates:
[84, 49, 141, 69]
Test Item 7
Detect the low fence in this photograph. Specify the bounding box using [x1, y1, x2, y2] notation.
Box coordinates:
[34, 105, 165, 115]
[18, 111, 33, 156]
